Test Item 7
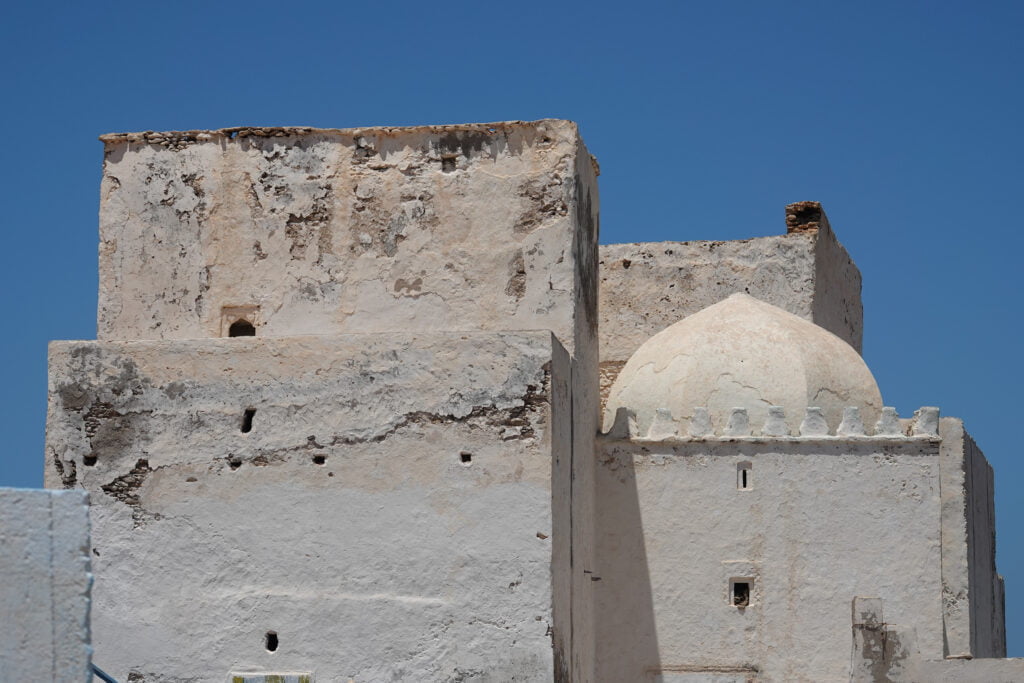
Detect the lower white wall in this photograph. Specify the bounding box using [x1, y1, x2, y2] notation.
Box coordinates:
[594, 438, 943, 682]
[47, 331, 566, 682]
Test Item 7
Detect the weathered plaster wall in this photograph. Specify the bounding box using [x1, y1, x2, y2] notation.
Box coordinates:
[593, 436, 943, 682]
[0, 488, 92, 683]
[598, 203, 863, 405]
[98, 120, 596, 359]
[47, 331, 566, 682]
[938, 417, 1005, 658]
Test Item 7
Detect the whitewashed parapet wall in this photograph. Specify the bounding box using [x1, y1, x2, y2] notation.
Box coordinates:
[47, 331, 569, 682]
[598, 201, 863, 404]
[603, 405, 939, 440]
[0, 488, 92, 683]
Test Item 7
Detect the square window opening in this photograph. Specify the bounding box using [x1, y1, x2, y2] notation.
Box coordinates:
[731, 578, 752, 607]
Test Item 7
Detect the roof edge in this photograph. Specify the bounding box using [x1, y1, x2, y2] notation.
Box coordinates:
[98, 119, 578, 145]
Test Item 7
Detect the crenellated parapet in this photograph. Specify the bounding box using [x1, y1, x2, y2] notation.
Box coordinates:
[602, 405, 941, 441]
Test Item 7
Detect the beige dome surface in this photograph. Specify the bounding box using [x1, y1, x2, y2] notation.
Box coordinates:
[603, 293, 883, 435]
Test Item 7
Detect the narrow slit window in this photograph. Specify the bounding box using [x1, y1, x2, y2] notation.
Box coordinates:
[731, 579, 751, 607]
[265, 631, 278, 652]
[737, 461, 752, 490]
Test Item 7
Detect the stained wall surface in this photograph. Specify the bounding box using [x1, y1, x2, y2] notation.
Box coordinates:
[594, 437, 943, 682]
[0, 488, 92, 683]
[46, 332, 568, 682]
[97, 121, 599, 359]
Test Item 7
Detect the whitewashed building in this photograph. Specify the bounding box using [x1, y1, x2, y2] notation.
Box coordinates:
[22, 120, 1022, 681]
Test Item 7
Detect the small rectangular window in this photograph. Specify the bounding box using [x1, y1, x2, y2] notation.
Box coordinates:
[731, 578, 751, 607]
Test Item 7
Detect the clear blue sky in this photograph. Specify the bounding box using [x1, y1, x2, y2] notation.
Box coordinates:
[2, 0, 1021, 656]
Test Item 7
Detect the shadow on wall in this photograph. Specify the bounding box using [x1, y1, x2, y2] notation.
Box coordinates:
[594, 447, 661, 680]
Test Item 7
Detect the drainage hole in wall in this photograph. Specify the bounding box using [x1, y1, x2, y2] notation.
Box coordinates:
[265, 631, 278, 652]
[229, 319, 256, 337]
[460, 451, 472, 465]
[229, 457, 242, 470]
[83, 455, 97, 466]
[442, 156, 457, 173]
[312, 454, 326, 465]
[241, 408, 256, 433]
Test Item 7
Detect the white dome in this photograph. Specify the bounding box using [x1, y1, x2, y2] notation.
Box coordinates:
[603, 293, 883, 435]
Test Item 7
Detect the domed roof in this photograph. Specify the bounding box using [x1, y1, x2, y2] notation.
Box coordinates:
[603, 293, 883, 435]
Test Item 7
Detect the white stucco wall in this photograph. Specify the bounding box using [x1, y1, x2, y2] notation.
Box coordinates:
[46, 331, 569, 682]
[594, 436, 943, 682]
[0, 488, 92, 683]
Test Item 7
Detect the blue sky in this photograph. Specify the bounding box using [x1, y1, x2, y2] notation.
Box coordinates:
[2, 0, 1022, 656]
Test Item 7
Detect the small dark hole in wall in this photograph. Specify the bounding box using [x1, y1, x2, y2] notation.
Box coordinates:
[460, 451, 472, 465]
[737, 462, 752, 491]
[229, 319, 256, 337]
[312, 454, 326, 465]
[83, 455, 97, 466]
[732, 581, 750, 607]
[442, 156, 457, 173]
[265, 631, 278, 652]
[241, 409, 256, 433]
[229, 457, 242, 470]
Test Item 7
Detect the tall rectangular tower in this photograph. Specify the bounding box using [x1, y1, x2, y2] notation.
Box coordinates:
[48, 121, 600, 682]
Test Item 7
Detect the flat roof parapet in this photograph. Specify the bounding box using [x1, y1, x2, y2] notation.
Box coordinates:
[98, 119, 581, 147]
